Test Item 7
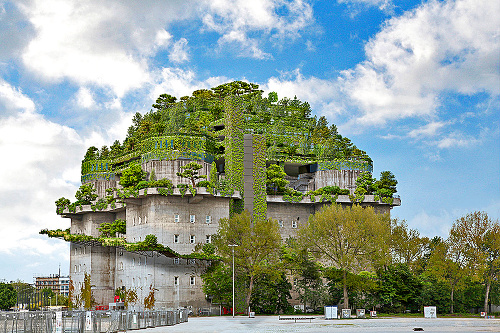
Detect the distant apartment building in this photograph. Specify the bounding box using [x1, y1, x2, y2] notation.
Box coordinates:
[34, 275, 70, 296]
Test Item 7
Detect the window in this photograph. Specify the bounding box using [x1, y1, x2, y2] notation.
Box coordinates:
[133, 217, 136, 226]
[138, 217, 142, 225]
[190, 276, 195, 285]
[205, 215, 212, 224]
[188, 259, 196, 265]
[144, 216, 147, 224]
[291, 220, 297, 229]
[190, 235, 195, 244]
[132, 258, 135, 266]
[206, 235, 211, 244]
[120, 262, 123, 270]
[174, 276, 179, 285]
[278, 220, 284, 228]
[174, 258, 180, 264]
[174, 234, 179, 243]
[74, 266, 77, 273]
[190, 215, 196, 223]
[174, 214, 180, 223]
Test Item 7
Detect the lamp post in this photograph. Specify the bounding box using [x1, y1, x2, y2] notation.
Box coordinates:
[228, 244, 238, 318]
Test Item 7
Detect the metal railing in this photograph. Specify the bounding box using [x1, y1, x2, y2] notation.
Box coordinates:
[0, 309, 189, 333]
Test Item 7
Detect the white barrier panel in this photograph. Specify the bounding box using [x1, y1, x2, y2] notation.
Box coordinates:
[424, 306, 437, 318]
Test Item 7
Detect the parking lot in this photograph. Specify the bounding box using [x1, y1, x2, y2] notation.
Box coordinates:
[148, 315, 500, 333]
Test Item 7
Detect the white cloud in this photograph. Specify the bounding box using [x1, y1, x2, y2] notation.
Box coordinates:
[408, 121, 447, 138]
[151, 67, 229, 100]
[337, 0, 393, 13]
[433, 131, 480, 149]
[169, 38, 190, 64]
[202, 0, 314, 58]
[18, 0, 197, 97]
[0, 79, 36, 116]
[341, 0, 500, 127]
[74, 87, 96, 109]
[263, 69, 345, 118]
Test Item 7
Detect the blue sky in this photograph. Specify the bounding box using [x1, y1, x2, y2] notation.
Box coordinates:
[0, 0, 498, 283]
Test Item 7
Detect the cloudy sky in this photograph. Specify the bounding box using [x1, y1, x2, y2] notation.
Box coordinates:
[0, 0, 498, 283]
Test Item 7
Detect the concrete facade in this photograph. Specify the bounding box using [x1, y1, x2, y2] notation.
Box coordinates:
[63, 154, 400, 310]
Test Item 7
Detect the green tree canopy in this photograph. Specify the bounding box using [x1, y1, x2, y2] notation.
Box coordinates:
[266, 164, 289, 195]
[176, 162, 207, 187]
[298, 204, 391, 309]
[213, 210, 282, 313]
[75, 183, 97, 204]
[0, 283, 17, 310]
[119, 165, 146, 188]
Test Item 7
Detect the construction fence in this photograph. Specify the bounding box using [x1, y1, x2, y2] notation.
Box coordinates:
[0, 309, 189, 333]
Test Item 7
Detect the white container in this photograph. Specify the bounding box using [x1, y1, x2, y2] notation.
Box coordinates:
[324, 306, 338, 320]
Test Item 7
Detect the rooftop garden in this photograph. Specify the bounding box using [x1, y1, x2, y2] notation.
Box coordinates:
[80, 81, 373, 182]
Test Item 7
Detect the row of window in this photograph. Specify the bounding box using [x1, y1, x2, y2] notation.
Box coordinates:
[174, 214, 212, 224]
[117, 257, 197, 270]
[278, 220, 298, 228]
[174, 234, 211, 244]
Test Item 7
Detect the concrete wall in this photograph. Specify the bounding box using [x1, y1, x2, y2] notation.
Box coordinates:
[142, 160, 211, 186]
[313, 169, 363, 194]
[126, 194, 230, 254]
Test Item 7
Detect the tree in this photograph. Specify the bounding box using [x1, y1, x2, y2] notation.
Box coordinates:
[449, 211, 500, 313]
[0, 283, 16, 310]
[115, 287, 138, 308]
[80, 273, 96, 310]
[266, 164, 289, 195]
[98, 219, 126, 237]
[377, 264, 422, 313]
[143, 284, 158, 310]
[119, 165, 146, 188]
[298, 204, 391, 309]
[201, 262, 233, 306]
[391, 219, 429, 270]
[213, 210, 282, 313]
[355, 172, 377, 195]
[376, 171, 397, 197]
[250, 272, 292, 314]
[152, 93, 177, 111]
[84, 146, 99, 161]
[176, 162, 207, 187]
[426, 237, 469, 313]
[75, 183, 97, 204]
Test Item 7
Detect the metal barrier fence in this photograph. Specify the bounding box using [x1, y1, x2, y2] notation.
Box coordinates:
[0, 309, 189, 333]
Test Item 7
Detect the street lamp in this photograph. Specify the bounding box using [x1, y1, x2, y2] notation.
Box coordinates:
[228, 244, 238, 318]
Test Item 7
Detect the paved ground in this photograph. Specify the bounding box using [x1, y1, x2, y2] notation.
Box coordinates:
[149, 316, 500, 333]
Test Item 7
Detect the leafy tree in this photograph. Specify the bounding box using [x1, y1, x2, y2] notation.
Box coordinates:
[84, 146, 99, 161]
[355, 172, 377, 195]
[0, 283, 16, 310]
[449, 211, 500, 313]
[213, 210, 282, 313]
[268, 92, 278, 103]
[143, 284, 158, 310]
[110, 140, 122, 157]
[176, 162, 207, 187]
[298, 204, 391, 309]
[376, 171, 397, 197]
[119, 165, 146, 188]
[250, 272, 292, 314]
[426, 237, 469, 313]
[75, 183, 97, 204]
[266, 164, 289, 195]
[377, 264, 422, 313]
[391, 219, 429, 270]
[201, 262, 233, 306]
[98, 219, 126, 237]
[115, 287, 138, 308]
[55, 197, 70, 212]
[152, 94, 177, 111]
[149, 168, 156, 182]
[80, 273, 96, 310]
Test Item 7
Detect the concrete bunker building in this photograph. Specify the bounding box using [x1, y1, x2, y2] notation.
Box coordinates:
[46, 91, 400, 310]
